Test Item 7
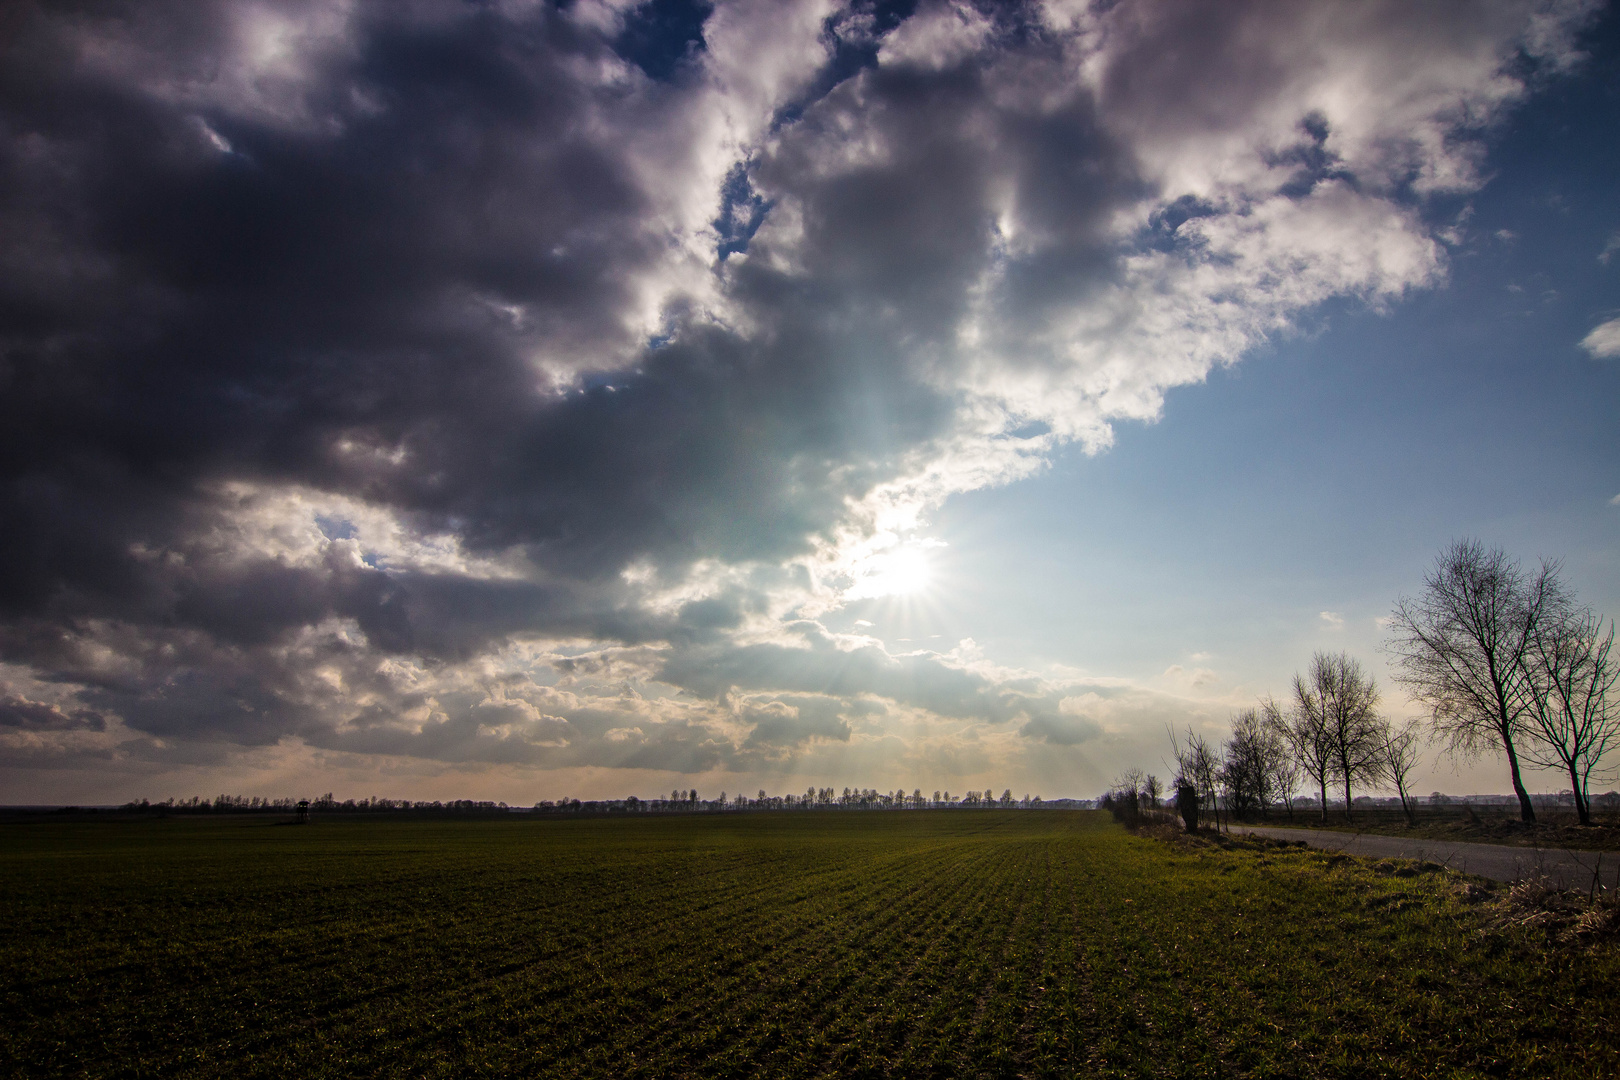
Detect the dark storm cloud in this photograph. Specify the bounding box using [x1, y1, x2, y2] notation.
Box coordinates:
[0, 697, 106, 732]
[0, 0, 988, 765]
[0, 0, 1594, 778]
[0, 0, 949, 597]
[0, 0, 754, 590]
[656, 622, 1052, 726]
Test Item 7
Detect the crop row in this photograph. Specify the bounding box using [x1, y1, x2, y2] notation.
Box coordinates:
[3, 812, 1617, 1078]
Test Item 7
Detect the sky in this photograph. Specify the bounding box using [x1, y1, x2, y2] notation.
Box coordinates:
[1, 0, 1616, 806]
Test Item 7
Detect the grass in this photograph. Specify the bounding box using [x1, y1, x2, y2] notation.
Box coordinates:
[1240, 805, 1620, 851]
[2, 811, 1616, 1078]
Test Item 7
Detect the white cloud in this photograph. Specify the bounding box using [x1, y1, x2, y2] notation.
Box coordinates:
[1601, 232, 1620, 264]
[1580, 317, 1620, 358]
[733, 0, 1555, 544]
[878, 0, 994, 70]
[1319, 611, 1345, 628]
[200, 481, 530, 581]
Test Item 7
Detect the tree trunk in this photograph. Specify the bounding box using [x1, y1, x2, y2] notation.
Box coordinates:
[1342, 773, 1354, 823]
[1502, 732, 1536, 824]
[1318, 779, 1328, 823]
[1176, 784, 1199, 833]
[1569, 762, 1590, 826]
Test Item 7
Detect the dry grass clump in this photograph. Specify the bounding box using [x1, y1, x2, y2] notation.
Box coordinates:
[1480, 874, 1620, 946]
[1136, 822, 1311, 855]
[1365, 857, 1449, 880]
[1133, 819, 1187, 843]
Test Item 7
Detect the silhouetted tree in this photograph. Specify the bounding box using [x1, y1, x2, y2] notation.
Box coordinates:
[1520, 608, 1619, 825]
[1118, 767, 1146, 808]
[1274, 682, 1336, 823]
[1103, 774, 1144, 825]
[1220, 708, 1288, 820]
[1379, 718, 1424, 826]
[1387, 540, 1560, 823]
[1307, 652, 1384, 821]
[1259, 696, 1303, 820]
[1169, 726, 1224, 830]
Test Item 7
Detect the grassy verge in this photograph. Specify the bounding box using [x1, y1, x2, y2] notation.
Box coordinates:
[2, 811, 1616, 1078]
[1235, 805, 1620, 850]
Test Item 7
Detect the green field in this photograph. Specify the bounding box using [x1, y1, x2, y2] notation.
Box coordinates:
[3, 811, 1616, 1078]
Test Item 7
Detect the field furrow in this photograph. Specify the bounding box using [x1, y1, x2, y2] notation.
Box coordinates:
[3, 812, 1618, 1078]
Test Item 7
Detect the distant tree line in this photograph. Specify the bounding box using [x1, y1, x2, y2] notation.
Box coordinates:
[104, 787, 1058, 818]
[1109, 540, 1618, 830]
[116, 794, 515, 815]
[537, 787, 1049, 814]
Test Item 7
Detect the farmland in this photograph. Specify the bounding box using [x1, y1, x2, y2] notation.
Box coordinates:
[3, 811, 1616, 1078]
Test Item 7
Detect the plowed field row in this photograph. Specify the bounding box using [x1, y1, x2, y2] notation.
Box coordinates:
[2, 811, 1617, 1078]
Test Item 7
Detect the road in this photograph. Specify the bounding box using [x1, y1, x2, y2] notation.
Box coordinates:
[1231, 824, 1616, 891]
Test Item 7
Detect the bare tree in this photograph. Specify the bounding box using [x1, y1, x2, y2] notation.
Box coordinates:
[1118, 767, 1146, 799]
[1143, 774, 1163, 810]
[1378, 718, 1424, 827]
[1275, 676, 1337, 822]
[1168, 726, 1225, 830]
[1113, 768, 1146, 817]
[1307, 652, 1384, 821]
[1520, 610, 1619, 825]
[1259, 698, 1303, 821]
[1386, 540, 1561, 823]
[1220, 708, 1284, 820]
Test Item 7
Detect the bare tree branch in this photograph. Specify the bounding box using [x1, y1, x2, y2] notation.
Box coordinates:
[1378, 717, 1425, 826]
[1520, 610, 1619, 825]
[1385, 539, 1558, 823]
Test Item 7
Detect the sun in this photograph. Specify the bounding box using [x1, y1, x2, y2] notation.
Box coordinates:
[845, 545, 934, 600]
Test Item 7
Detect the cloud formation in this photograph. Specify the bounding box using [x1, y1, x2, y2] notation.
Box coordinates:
[1581, 317, 1620, 358]
[0, 0, 1597, 794]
